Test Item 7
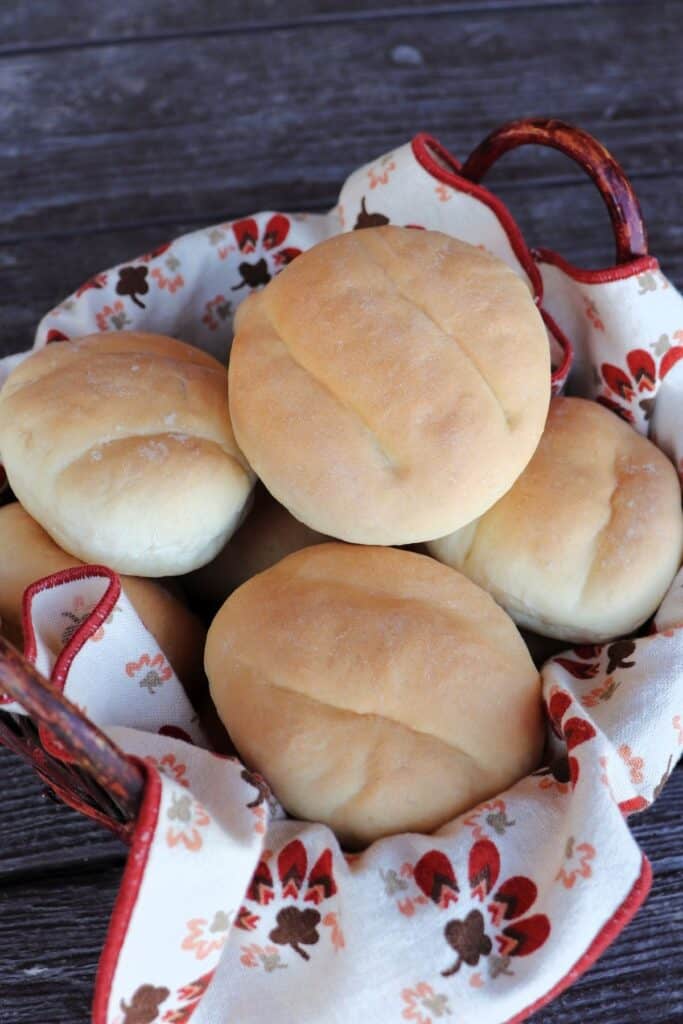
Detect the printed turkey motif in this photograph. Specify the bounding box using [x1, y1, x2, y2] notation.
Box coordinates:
[598, 336, 683, 425]
[230, 213, 302, 291]
[158, 971, 215, 1024]
[411, 840, 551, 981]
[354, 196, 391, 229]
[414, 850, 459, 908]
[119, 983, 169, 1024]
[116, 265, 149, 309]
[235, 839, 343, 964]
[535, 688, 597, 790]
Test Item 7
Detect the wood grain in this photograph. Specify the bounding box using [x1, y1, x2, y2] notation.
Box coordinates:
[0, 2, 681, 242]
[0, 865, 119, 1024]
[0, 748, 125, 878]
[0, 1, 644, 54]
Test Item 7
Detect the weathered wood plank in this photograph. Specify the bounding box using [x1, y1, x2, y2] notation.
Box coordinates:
[0, 2, 681, 241]
[2, 172, 681, 359]
[0, 865, 118, 1024]
[1, 766, 680, 1023]
[0, 2, 641, 54]
[0, 748, 126, 878]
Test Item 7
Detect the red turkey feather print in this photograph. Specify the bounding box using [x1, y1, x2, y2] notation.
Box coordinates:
[230, 212, 302, 290]
[626, 349, 657, 392]
[46, 328, 70, 342]
[468, 840, 501, 900]
[407, 839, 551, 981]
[659, 344, 683, 378]
[547, 689, 573, 735]
[601, 364, 634, 401]
[305, 849, 338, 905]
[489, 877, 538, 927]
[598, 338, 683, 424]
[414, 850, 460, 908]
[497, 914, 552, 957]
[278, 840, 308, 898]
[232, 217, 259, 253]
[247, 856, 275, 905]
[262, 214, 290, 250]
[236, 839, 343, 963]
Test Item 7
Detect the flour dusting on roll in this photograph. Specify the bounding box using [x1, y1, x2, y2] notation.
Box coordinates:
[206, 543, 543, 848]
[429, 397, 683, 642]
[229, 227, 550, 545]
[0, 332, 255, 576]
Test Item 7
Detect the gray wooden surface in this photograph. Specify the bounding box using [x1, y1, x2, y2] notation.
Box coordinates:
[1, 2, 682, 1021]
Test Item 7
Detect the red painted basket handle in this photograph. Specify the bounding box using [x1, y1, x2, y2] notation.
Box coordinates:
[461, 118, 648, 264]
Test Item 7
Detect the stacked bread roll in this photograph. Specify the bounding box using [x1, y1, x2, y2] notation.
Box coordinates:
[0, 331, 255, 576]
[428, 397, 683, 643]
[1, 226, 680, 846]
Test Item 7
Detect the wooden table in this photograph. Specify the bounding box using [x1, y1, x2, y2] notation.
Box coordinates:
[1, 2, 682, 1021]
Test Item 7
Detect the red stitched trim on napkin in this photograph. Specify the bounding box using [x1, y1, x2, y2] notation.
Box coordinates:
[92, 758, 163, 1024]
[22, 565, 121, 689]
[20, 566, 121, 761]
[506, 854, 652, 1024]
[0, 564, 114, 706]
[540, 309, 574, 391]
[534, 246, 660, 284]
[411, 133, 573, 391]
[411, 133, 545, 299]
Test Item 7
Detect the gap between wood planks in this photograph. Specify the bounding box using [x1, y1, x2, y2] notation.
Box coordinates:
[0, 170, 677, 250]
[0, 0, 646, 61]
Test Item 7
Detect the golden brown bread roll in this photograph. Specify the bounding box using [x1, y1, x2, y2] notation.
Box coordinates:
[429, 397, 683, 642]
[229, 226, 550, 546]
[0, 502, 207, 702]
[206, 543, 543, 847]
[0, 332, 255, 576]
[188, 485, 327, 605]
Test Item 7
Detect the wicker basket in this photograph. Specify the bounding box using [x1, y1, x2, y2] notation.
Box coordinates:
[0, 117, 650, 846]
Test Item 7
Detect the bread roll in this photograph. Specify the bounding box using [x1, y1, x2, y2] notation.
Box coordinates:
[429, 397, 683, 642]
[0, 502, 207, 701]
[188, 485, 327, 604]
[229, 226, 550, 545]
[0, 332, 255, 576]
[206, 543, 543, 847]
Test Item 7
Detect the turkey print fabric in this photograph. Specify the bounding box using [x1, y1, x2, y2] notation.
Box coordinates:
[1, 133, 682, 1023]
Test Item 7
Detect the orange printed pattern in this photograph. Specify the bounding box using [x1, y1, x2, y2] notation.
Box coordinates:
[556, 837, 596, 889]
[165, 792, 211, 852]
[400, 982, 452, 1023]
[618, 744, 645, 785]
[181, 912, 231, 961]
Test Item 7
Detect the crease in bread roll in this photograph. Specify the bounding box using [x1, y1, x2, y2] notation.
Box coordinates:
[429, 397, 683, 642]
[229, 226, 550, 545]
[356, 227, 514, 430]
[0, 332, 256, 576]
[0, 501, 208, 704]
[206, 543, 543, 848]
